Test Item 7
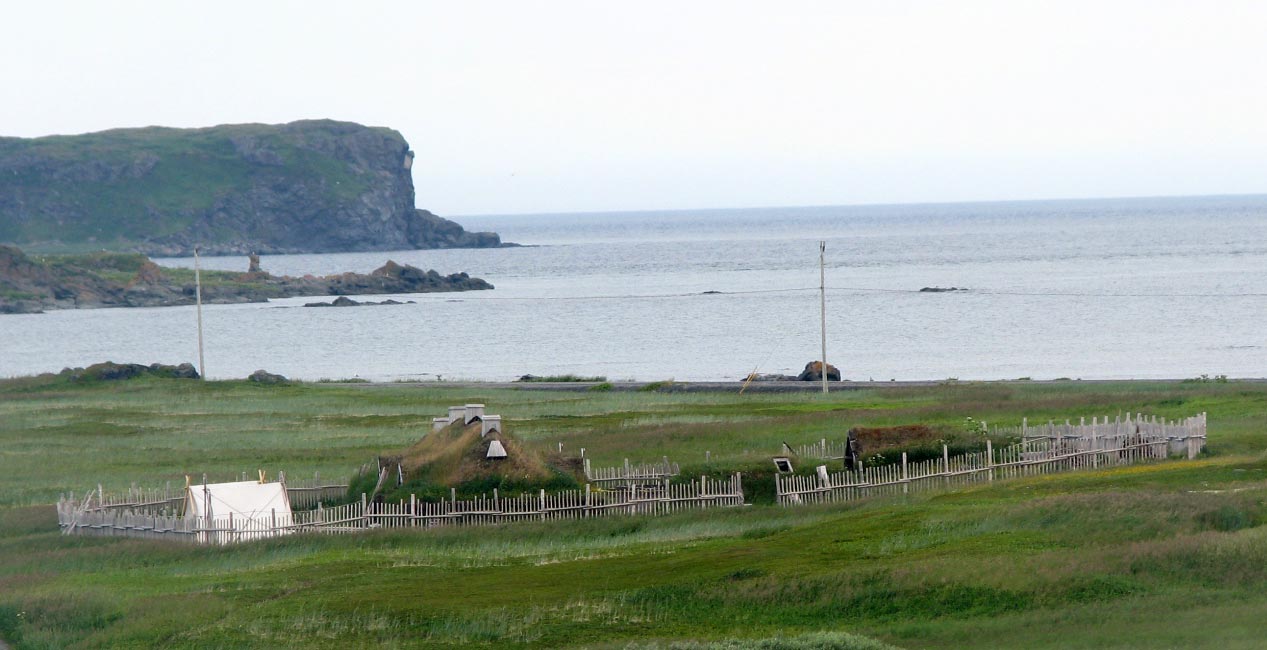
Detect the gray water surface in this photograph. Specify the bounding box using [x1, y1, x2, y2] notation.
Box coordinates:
[3, 195, 1265, 381]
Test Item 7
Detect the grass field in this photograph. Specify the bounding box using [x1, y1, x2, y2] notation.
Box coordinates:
[1, 376, 1265, 648]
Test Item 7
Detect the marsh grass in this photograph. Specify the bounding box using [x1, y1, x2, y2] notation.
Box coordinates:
[2, 378, 1267, 647]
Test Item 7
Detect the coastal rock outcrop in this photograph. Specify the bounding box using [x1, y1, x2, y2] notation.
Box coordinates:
[0, 245, 492, 313]
[797, 361, 841, 382]
[60, 361, 200, 382]
[0, 120, 508, 255]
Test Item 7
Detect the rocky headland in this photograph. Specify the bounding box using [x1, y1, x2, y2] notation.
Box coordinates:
[0, 246, 492, 314]
[0, 119, 509, 255]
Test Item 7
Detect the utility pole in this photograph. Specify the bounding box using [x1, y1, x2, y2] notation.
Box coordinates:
[819, 241, 828, 394]
[195, 247, 206, 381]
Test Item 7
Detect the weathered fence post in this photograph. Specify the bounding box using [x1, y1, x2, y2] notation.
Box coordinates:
[986, 440, 993, 482]
[901, 452, 909, 494]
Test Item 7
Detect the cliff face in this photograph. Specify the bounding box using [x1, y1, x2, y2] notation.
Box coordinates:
[0, 120, 503, 255]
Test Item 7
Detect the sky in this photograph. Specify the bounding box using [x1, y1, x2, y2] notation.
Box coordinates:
[3, 1, 1266, 215]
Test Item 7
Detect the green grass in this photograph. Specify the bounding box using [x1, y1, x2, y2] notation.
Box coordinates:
[1, 377, 1266, 648]
[0, 121, 379, 248]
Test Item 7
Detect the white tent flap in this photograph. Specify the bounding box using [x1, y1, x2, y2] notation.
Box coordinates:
[185, 480, 294, 543]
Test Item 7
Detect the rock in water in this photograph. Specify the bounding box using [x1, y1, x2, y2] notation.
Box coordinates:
[0, 120, 508, 255]
[302, 296, 414, 307]
[798, 361, 841, 382]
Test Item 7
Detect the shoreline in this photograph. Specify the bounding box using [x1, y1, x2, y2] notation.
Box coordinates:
[352, 377, 1267, 393]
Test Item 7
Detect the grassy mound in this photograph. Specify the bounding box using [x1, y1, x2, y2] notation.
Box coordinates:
[364, 420, 580, 503]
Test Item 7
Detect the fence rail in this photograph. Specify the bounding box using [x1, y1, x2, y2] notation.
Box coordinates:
[793, 439, 850, 460]
[1001, 411, 1207, 459]
[778, 412, 1206, 506]
[57, 474, 743, 544]
[66, 471, 350, 516]
[583, 457, 680, 485]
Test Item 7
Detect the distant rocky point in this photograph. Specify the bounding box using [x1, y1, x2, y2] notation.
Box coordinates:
[0, 245, 492, 314]
[0, 119, 511, 255]
[303, 296, 415, 308]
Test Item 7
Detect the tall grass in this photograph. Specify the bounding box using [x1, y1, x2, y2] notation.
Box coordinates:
[2, 378, 1267, 647]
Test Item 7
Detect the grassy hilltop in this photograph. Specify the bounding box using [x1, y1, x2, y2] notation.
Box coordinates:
[0, 120, 502, 255]
[1, 377, 1265, 648]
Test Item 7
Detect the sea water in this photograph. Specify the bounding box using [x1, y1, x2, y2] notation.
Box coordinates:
[2, 195, 1265, 381]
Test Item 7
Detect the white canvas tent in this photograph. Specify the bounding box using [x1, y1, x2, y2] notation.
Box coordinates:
[184, 480, 293, 544]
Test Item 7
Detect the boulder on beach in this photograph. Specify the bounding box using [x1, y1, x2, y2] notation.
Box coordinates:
[248, 369, 288, 384]
[797, 361, 841, 382]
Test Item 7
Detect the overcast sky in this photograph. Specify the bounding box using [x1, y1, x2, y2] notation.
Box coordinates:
[4, 1, 1266, 215]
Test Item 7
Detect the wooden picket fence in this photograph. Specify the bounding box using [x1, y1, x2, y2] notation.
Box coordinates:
[56, 474, 744, 544]
[59, 471, 350, 517]
[999, 411, 1207, 459]
[583, 457, 680, 485]
[777, 412, 1206, 506]
[793, 439, 851, 460]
